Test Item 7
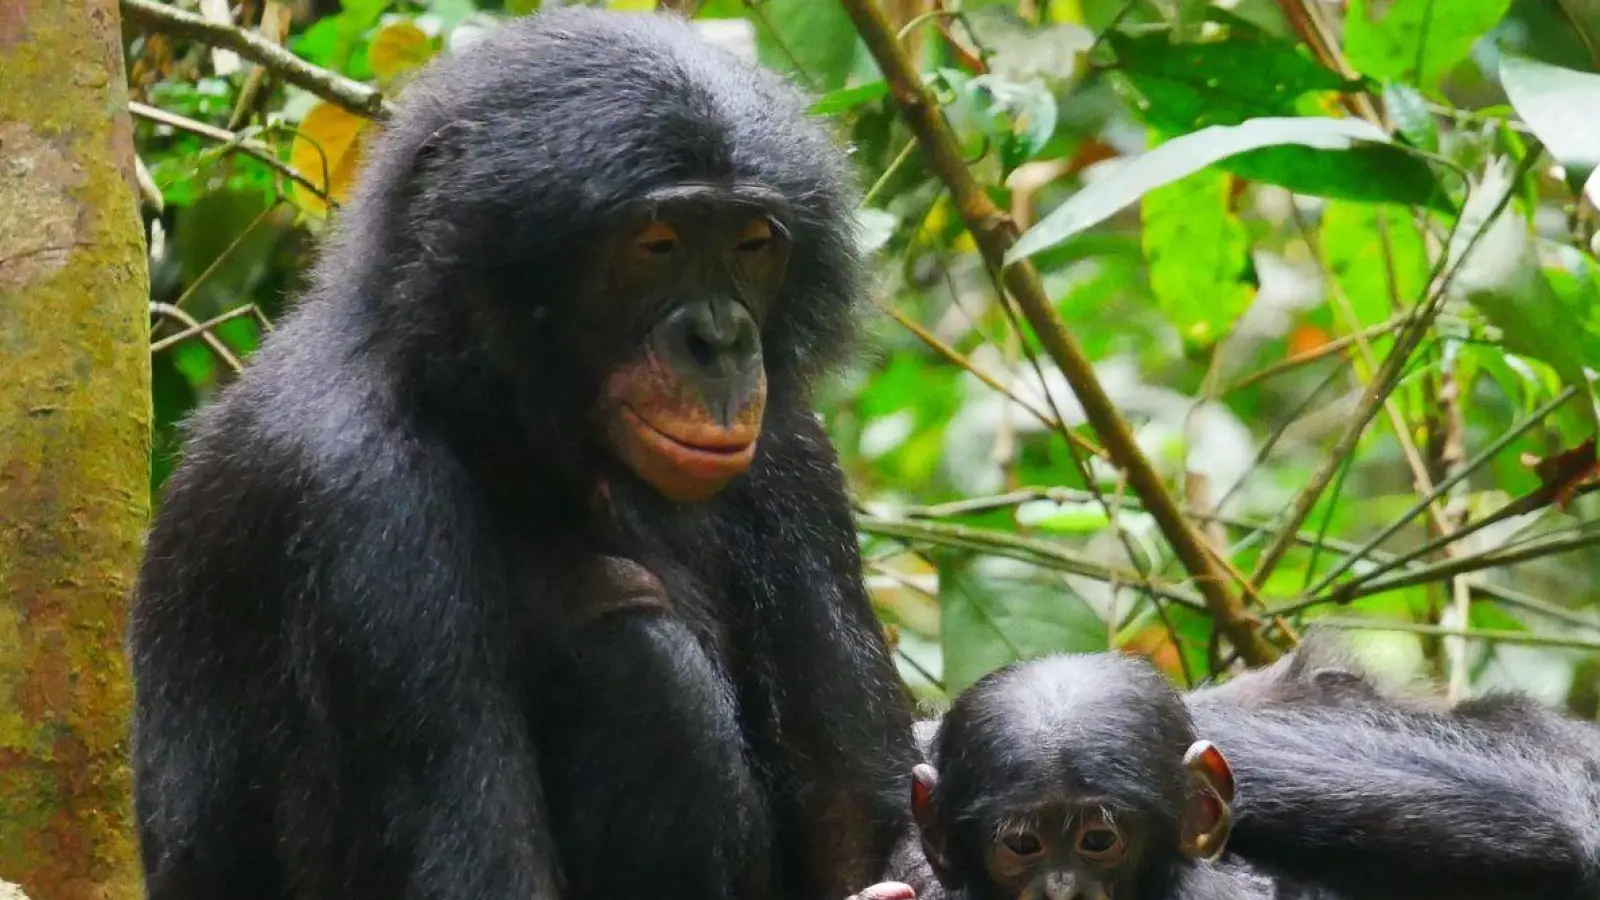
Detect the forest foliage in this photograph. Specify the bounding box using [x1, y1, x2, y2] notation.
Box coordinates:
[124, 0, 1600, 715]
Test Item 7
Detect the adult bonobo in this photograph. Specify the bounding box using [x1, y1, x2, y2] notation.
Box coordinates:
[128, 9, 926, 900]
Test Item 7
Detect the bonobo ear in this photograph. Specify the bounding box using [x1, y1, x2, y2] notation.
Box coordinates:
[1178, 740, 1234, 862]
[910, 765, 951, 880]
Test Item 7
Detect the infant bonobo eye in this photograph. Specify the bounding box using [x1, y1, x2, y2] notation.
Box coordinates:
[734, 218, 774, 253]
[1075, 819, 1125, 864]
[636, 221, 679, 257]
[1000, 829, 1043, 858]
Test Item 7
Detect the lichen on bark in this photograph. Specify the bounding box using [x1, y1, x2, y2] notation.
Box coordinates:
[0, 1, 151, 898]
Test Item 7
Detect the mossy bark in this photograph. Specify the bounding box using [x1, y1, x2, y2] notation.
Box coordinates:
[0, 1, 151, 898]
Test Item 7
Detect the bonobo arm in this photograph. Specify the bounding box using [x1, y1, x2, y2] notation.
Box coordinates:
[1189, 692, 1600, 900]
[131, 412, 561, 900]
[720, 407, 927, 900]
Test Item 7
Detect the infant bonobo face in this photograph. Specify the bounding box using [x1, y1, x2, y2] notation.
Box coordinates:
[911, 654, 1237, 900]
[974, 796, 1142, 900]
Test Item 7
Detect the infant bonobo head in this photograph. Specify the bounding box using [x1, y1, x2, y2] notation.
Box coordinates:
[912, 654, 1235, 900]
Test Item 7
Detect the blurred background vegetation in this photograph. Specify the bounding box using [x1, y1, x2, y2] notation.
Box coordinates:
[125, 0, 1600, 716]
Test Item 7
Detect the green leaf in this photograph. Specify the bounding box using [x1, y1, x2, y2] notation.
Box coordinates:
[938, 556, 1108, 696]
[1141, 166, 1254, 344]
[1320, 200, 1431, 327]
[1499, 53, 1600, 199]
[1382, 80, 1438, 153]
[1111, 32, 1448, 210]
[1447, 157, 1600, 440]
[854, 207, 898, 256]
[1009, 116, 1398, 263]
[948, 74, 1059, 173]
[751, 0, 859, 92]
[1110, 31, 1354, 126]
[1344, 0, 1512, 90]
[810, 80, 887, 116]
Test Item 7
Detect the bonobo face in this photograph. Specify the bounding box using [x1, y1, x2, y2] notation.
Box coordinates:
[973, 799, 1146, 900]
[593, 181, 794, 502]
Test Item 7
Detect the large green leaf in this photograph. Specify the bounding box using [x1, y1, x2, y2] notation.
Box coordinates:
[1009, 116, 1403, 262]
[1499, 53, 1600, 202]
[938, 556, 1108, 696]
[1141, 166, 1254, 345]
[1111, 32, 1449, 211]
[1447, 158, 1600, 441]
[1344, 0, 1512, 90]
[1320, 201, 1430, 327]
[751, 0, 859, 92]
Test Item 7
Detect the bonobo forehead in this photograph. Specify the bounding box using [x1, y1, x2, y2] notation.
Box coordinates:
[383, 9, 849, 245]
[938, 654, 1195, 813]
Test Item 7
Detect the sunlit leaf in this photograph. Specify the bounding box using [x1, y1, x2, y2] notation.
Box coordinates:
[369, 20, 436, 85]
[1320, 201, 1429, 327]
[1447, 156, 1600, 442]
[1344, 0, 1512, 90]
[938, 556, 1108, 695]
[855, 207, 897, 255]
[291, 101, 373, 216]
[1141, 166, 1254, 344]
[810, 80, 887, 116]
[1499, 53, 1600, 201]
[1009, 116, 1398, 263]
[751, 0, 859, 92]
[1111, 32, 1448, 210]
[1382, 80, 1438, 153]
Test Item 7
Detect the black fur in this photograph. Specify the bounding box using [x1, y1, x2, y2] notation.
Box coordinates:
[1189, 632, 1600, 900]
[128, 9, 918, 900]
[916, 654, 1320, 900]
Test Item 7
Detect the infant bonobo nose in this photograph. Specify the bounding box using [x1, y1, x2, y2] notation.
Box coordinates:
[661, 297, 760, 381]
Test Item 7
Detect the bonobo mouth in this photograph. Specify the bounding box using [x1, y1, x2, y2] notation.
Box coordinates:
[619, 404, 757, 479]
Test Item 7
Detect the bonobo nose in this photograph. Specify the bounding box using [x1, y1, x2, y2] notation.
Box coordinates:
[659, 297, 760, 381]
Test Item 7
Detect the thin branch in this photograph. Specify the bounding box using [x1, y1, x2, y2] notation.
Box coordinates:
[1222, 316, 1406, 394]
[857, 514, 1206, 611]
[1296, 527, 1600, 608]
[1304, 385, 1578, 597]
[130, 101, 327, 201]
[121, 0, 391, 120]
[149, 303, 244, 372]
[150, 304, 263, 355]
[881, 302, 1105, 458]
[1314, 616, 1600, 653]
[1249, 157, 1537, 590]
[837, 0, 1276, 665]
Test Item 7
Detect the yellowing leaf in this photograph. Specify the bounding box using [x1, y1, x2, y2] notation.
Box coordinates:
[369, 20, 436, 86]
[291, 102, 372, 216]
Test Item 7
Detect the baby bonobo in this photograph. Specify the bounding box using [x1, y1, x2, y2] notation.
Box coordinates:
[910, 654, 1309, 900]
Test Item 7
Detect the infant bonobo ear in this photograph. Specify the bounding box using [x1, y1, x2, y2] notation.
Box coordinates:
[1178, 740, 1235, 862]
[910, 764, 951, 880]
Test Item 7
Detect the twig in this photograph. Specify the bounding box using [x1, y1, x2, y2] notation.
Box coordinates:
[1304, 385, 1578, 598]
[858, 514, 1206, 611]
[120, 0, 391, 120]
[150, 304, 263, 355]
[149, 303, 244, 372]
[1222, 316, 1406, 394]
[130, 101, 327, 200]
[1314, 616, 1600, 653]
[1292, 527, 1600, 608]
[837, 0, 1276, 665]
[1249, 157, 1537, 590]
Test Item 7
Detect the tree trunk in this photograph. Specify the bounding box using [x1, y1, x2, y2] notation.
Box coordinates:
[0, 1, 151, 898]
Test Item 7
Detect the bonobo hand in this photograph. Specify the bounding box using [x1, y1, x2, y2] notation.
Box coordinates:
[846, 881, 916, 900]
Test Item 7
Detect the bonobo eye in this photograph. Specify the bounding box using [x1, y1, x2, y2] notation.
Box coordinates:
[1076, 825, 1124, 862]
[1000, 831, 1042, 858]
[636, 221, 679, 257]
[733, 218, 774, 253]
